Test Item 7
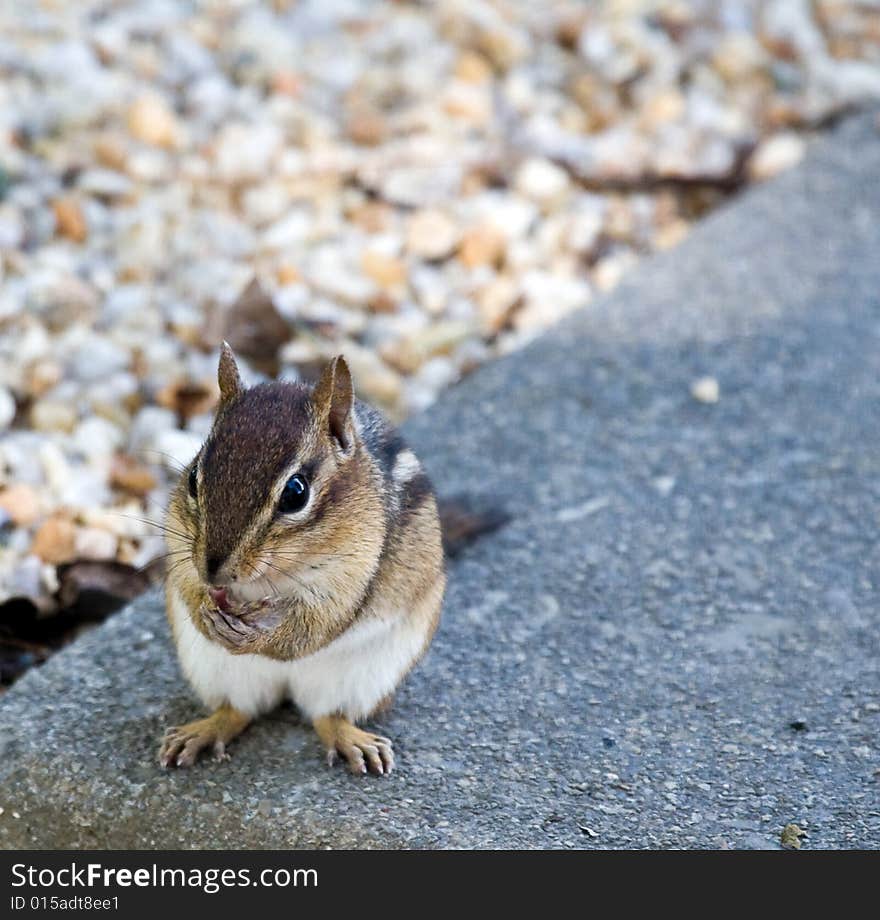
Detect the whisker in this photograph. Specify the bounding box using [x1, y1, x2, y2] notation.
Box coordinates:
[135, 448, 191, 476]
[262, 569, 283, 600]
[261, 558, 310, 594]
[163, 558, 193, 579]
[113, 512, 195, 543]
[132, 550, 188, 578]
[266, 549, 358, 561]
[144, 549, 191, 563]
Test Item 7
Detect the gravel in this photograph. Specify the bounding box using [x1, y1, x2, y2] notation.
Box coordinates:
[3, 1, 880, 615]
[1, 111, 879, 849]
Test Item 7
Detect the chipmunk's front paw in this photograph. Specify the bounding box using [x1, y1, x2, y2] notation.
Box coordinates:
[199, 599, 283, 654]
[159, 705, 250, 768]
[314, 715, 394, 776]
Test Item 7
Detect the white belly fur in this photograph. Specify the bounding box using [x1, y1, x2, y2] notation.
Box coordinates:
[168, 585, 430, 722]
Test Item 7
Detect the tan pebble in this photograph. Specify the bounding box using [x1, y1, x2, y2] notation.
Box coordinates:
[340, 345, 403, 412]
[458, 225, 506, 268]
[558, 105, 588, 134]
[52, 198, 87, 243]
[641, 90, 685, 128]
[118, 263, 150, 283]
[74, 526, 118, 561]
[690, 376, 720, 404]
[367, 292, 399, 315]
[32, 516, 77, 564]
[116, 538, 138, 565]
[116, 538, 145, 567]
[0, 484, 41, 526]
[569, 73, 616, 132]
[605, 198, 633, 240]
[442, 84, 490, 123]
[168, 320, 205, 349]
[461, 167, 493, 196]
[110, 455, 157, 496]
[382, 322, 474, 373]
[272, 70, 303, 97]
[712, 33, 767, 83]
[348, 201, 393, 233]
[361, 250, 407, 288]
[346, 109, 387, 147]
[653, 190, 680, 226]
[406, 210, 458, 261]
[92, 401, 131, 430]
[654, 220, 690, 251]
[593, 254, 633, 292]
[454, 51, 492, 83]
[478, 28, 528, 72]
[24, 359, 62, 397]
[477, 276, 521, 334]
[380, 340, 421, 376]
[127, 94, 179, 148]
[276, 263, 302, 285]
[30, 399, 78, 433]
[94, 133, 128, 170]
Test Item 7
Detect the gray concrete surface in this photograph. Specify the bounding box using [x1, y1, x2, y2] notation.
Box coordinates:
[2, 112, 880, 849]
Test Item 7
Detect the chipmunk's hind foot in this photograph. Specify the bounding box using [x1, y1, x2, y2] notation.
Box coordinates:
[313, 715, 394, 776]
[159, 704, 250, 768]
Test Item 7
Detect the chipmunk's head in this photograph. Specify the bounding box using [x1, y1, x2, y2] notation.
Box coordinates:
[166, 345, 386, 610]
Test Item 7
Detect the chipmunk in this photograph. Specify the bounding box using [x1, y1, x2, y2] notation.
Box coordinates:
[158, 345, 445, 775]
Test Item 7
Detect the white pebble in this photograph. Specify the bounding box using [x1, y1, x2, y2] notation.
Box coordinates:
[72, 417, 124, 464]
[514, 158, 570, 206]
[77, 168, 134, 198]
[690, 376, 720, 404]
[69, 335, 130, 381]
[748, 134, 806, 182]
[0, 386, 16, 429]
[406, 210, 459, 261]
[214, 123, 283, 183]
[152, 429, 203, 472]
[74, 526, 118, 561]
[129, 406, 179, 456]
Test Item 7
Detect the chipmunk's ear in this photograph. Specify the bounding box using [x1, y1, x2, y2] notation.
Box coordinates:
[217, 341, 243, 406]
[313, 355, 354, 453]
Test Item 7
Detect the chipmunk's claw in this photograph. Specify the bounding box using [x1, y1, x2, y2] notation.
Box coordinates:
[321, 726, 394, 776]
[160, 725, 211, 768]
[158, 706, 250, 769]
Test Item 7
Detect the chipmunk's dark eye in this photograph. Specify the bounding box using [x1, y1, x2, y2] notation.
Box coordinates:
[278, 473, 309, 514]
[188, 466, 198, 499]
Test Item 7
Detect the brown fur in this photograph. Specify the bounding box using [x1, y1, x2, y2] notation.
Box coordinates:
[162, 349, 445, 773]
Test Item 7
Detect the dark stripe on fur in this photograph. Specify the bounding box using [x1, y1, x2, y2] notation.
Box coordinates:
[398, 471, 433, 525]
[202, 382, 313, 568]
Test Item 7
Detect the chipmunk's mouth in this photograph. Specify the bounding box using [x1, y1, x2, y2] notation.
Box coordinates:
[208, 586, 233, 613]
[208, 584, 273, 613]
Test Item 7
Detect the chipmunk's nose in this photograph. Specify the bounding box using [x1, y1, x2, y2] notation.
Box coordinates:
[205, 555, 224, 583]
